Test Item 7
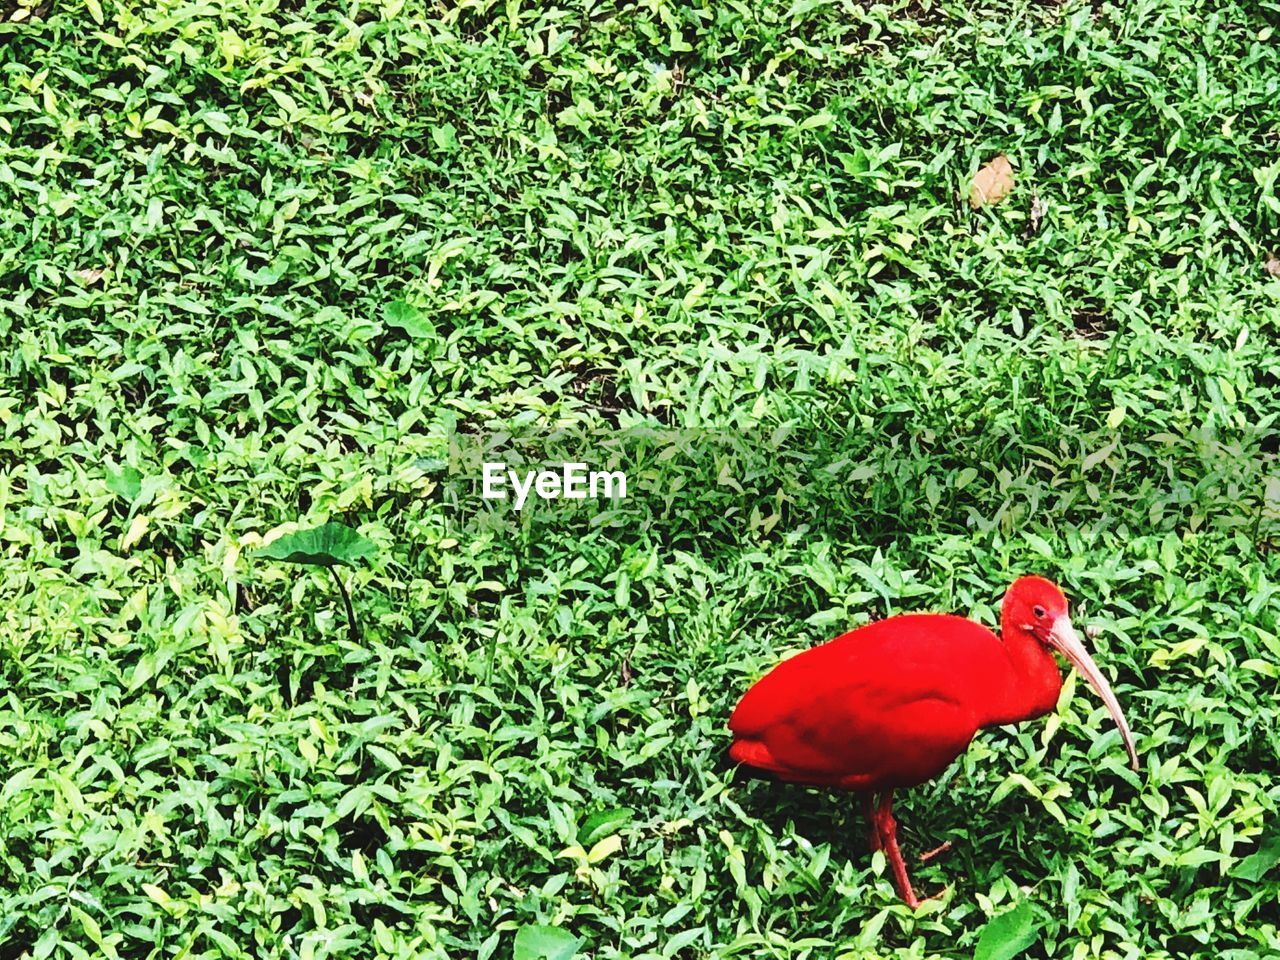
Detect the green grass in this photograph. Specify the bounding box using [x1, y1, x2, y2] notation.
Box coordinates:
[3, 0, 1280, 956]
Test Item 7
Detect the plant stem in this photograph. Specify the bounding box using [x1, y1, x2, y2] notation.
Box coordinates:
[329, 566, 359, 641]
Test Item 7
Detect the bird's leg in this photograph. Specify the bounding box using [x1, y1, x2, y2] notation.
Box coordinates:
[861, 793, 881, 852]
[876, 791, 922, 909]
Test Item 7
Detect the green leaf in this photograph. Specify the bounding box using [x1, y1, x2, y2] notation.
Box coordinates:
[105, 463, 142, 502]
[1024, 532, 1054, 559]
[1233, 834, 1280, 881]
[578, 807, 633, 846]
[975, 901, 1039, 960]
[256, 523, 378, 568]
[513, 924, 581, 960]
[383, 300, 436, 339]
[431, 122, 458, 152]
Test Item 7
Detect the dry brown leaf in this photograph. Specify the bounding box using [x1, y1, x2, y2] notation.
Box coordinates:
[72, 267, 107, 285]
[969, 154, 1014, 210]
[1265, 254, 1280, 278]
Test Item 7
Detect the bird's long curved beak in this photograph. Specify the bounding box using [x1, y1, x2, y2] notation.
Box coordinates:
[1049, 619, 1139, 771]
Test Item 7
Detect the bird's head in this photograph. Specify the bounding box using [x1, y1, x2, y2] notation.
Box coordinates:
[1004, 575, 1139, 771]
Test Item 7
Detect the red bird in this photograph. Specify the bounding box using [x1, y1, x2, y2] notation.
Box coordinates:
[729, 576, 1138, 907]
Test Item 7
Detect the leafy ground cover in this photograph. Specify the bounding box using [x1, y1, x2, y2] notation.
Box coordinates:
[3, 0, 1280, 957]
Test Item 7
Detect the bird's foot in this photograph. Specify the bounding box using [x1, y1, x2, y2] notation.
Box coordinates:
[918, 840, 953, 864]
[904, 884, 951, 911]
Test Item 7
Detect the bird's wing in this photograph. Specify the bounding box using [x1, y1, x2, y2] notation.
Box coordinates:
[738, 679, 979, 789]
[729, 615, 995, 788]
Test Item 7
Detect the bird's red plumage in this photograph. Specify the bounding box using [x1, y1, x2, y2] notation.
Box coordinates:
[729, 613, 1033, 789]
[728, 577, 1137, 909]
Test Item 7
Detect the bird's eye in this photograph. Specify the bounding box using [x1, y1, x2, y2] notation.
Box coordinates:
[1032, 605, 1046, 618]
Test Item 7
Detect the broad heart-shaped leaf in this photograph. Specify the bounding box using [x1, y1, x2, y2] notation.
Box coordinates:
[256, 523, 378, 568]
[383, 299, 436, 339]
[105, 462, 142, 502]
[974, 901, 1039, 960]
[513, 924, 581, 960]
[1233, 833, 1280, 881]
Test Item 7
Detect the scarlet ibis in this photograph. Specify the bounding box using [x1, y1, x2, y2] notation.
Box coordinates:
[728, 575, 1138, 907]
